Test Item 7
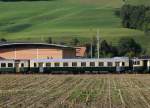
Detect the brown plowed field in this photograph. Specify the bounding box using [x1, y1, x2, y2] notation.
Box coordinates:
[0, 74, 150, 108]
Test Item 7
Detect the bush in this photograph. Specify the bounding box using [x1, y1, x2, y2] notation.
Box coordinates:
[118, 37, 142, 57]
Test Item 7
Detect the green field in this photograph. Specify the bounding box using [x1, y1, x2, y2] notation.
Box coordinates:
[0, 74, 150, 108]
[0, 0, 150, 52]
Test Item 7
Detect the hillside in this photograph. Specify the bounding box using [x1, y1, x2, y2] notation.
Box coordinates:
[0, 0, 150, 53]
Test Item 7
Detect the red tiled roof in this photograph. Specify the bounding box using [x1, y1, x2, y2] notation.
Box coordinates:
[75, 47, 86, 57]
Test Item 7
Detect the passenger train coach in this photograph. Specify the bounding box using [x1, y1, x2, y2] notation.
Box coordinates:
[0, 57, 150, 74]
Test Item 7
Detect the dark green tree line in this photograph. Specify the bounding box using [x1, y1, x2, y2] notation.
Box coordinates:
[118, 4, 150, 34]
[85, 37, 144, 58]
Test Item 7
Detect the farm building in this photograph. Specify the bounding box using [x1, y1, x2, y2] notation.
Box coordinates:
[0, 43, 76, 60]
[75, 47, 86, 58]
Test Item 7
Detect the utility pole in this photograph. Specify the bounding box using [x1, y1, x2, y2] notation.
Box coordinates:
[91, 42, 93, 58]
[97, 29, 100, 59]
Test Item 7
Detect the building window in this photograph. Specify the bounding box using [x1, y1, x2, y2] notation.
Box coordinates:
[72, 62, 77, 67]
[107, 62, 113, 67]
[21, 63, 24, 67]
[46, 63, 51, 67]
[63, 62, 68, 67]
[54, 62, 60, 67]
[81, 62, 86, 67]
[90, 62, 95, 67]
[8, 63, 13, 67]
[1, 63, 6, 67]
[99, 62, 104, 67]
[34, 63, 37, 67]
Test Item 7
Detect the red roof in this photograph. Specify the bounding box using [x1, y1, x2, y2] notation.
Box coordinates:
[0, 43, 74, 49]
[75, 47, 86, 57]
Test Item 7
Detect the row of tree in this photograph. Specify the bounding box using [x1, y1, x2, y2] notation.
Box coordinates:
[45, 36, 144, 58]
[85, 37, 144, 58]
[116, 4, 150, 34]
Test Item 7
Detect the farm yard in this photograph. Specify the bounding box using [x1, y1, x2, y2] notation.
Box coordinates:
[0, 74, 150, 108]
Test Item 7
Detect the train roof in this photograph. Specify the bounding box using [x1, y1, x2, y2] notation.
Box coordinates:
[31, 57, 129, 62]
[0, 59, 15, 62]
[132, 56, 150, 60]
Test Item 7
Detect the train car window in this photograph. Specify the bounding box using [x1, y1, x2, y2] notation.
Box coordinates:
[38, 63, 43, 67]
[46, 63, 51, 67]
[8, 63, 13, 67]
[21, 63, 24, 67]
[99, 62, 104, 67]
[90, 62, 95, 67]
[122, 62, 125, 66]
[63, 62, 68, 67]
[72, 62, 77, 67]
[54, 63, 60, 67]
[34, 63, 37, 67]
[107, 62, 113, 67]
[115, 62, 120, 67]
[81, 62, 86, 67]
[134, 61, 140, 65]
[137, 61, 140, 65]
[1, 63, 6, 67]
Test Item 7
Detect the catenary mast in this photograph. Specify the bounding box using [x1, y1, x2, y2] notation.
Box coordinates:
[97, 29, 100, 59]
[91, 42, 93, 58]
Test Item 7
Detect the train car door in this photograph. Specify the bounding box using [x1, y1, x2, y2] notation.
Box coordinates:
[143, 60, 148, 71]
[115, 62, 121, 72]
[15, 61, 20, 73]
[39, 62, 44, 73]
